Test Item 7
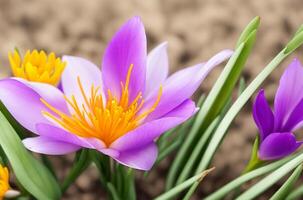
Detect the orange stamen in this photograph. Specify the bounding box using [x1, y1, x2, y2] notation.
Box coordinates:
[41, 64, 162, 146]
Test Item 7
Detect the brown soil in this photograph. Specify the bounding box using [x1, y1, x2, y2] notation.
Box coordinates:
[1, 0, 303, 199]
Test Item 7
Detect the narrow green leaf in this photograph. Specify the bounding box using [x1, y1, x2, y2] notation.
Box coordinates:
[125, 168, 136, 200]
[270, 165, 303, 200]
[155, 168, 214, 200]
[294, 25, 303, 36]
[197, 94, 206, 107]
[238, 77, 246, 96]
[61, 149, 91, 193]
[204, 154, 296, 200]
[158, 114, 195, 154]
[236, 16, 260, 47]
[242, 136, 264, 174]
[236, 153, 303, 200]
[182, 181, 200, 200]
[107, 182, 121, 200]
[0, 146, 9, 166]
[157, 127, 179, 151]
[90, 151, 110, 187]
[203, 30, 256, 127]
[166, 44, 245, 190]
[285, 25, 303, 53]
[286, 183, 303, 200]
[176, 117, 220, 185]
[41, 155, 57, 179]
[166, 23, 258, 190]
[197, 45, 297, 174]
[157, 139, 182, 163]
[0, 111, 61, 200]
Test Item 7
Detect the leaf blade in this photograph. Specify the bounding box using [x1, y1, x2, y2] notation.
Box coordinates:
[0, 111, 61, 200]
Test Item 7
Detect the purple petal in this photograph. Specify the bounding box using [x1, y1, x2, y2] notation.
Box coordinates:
[22, 136, 81, 155]
[283, 98, 303, 131]
[113, 142, 157, 170]
[98, 148, 120, 158]
[61, 56, 103, 110]
[0, 79, 64, 133]
[142, 50, 232, 121]
[15, 78, 69, 114]
[36, 123, 105, 149]
[145, 42, 169, 96]
[253, 90, 274, 141]
[259, 132, 301, 160]
[274, 58, 303, 130]
[111, 99, 196, 151]
[102, 16, 147, 101]
[36, 123, 120, 158]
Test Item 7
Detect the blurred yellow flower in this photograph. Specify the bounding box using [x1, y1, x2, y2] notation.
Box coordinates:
[0, 164, 9, 200]
[8, 49, 66, 86]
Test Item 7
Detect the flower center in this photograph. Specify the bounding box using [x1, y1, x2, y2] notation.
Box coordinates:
[41, 64, 162, 147]
[8, 49, 66, 86]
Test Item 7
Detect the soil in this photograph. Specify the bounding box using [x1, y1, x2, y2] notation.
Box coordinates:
[1, 0, 303, 199]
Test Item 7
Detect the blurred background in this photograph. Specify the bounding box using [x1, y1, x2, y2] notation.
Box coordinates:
[0, 0, 303, 199]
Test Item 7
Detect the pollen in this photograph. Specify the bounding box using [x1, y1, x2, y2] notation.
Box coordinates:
[41, 64, 162, 147]
[0, 164, 9, 199]
[8, 49, 66, 86]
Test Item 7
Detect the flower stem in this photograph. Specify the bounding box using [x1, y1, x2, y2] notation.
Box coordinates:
[61, 149, 90, 193]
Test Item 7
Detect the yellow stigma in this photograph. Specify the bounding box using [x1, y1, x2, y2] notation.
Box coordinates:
[8, 49, 66, 86]
[41, 64, 162, 147]
[0, 164, 9, 199]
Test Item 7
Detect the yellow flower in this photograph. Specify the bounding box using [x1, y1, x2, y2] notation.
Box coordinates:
[8, 50, 66, 86]
[0, 164, 9, 200]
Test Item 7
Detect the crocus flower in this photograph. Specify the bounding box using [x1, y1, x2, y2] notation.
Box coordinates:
[0, 17, 232, 170]
[253, 58, 303, 160]
[8, 49, 66, 86]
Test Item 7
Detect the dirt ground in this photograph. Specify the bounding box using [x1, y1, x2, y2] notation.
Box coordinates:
[1, 0, 303, 199]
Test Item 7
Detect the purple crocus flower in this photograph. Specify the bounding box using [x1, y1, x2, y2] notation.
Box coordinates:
[253, 58, 303, 160]
[0, 17, 232, 170]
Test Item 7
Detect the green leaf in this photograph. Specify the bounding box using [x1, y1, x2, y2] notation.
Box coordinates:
[197, 35, 303, 174]
[202, 30, 256, 128]
[202, 16, 259, 129]
[157, 139, 182, 164]
[286, 183, 303, 200]
[166, 18, 259, 190]
[270, 165, 303, 200]
[61, 149, 91, 193]
[242, 136, 264, 174]
[165, 43, 242, 187]
[176, 117, 220, 185]
[204, 154, 296, 200]
[155, 168, 214, 200]
[294, 24, 303, 36]
[107, 182, 121, 200]
[90, 151, 110, 187]
[236, 16, 260, 47]
[0, 111, 61, 200]
[181, 24, 303, 199]
[182, 181, 200, 200]
[236, 153, 303, 200]
[125, 168, 136, 200]
[157, 127, 179, 152]
[41, 155, 57, 179]
[238, 77, 246, 96]
[285, 24, 303, 54]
